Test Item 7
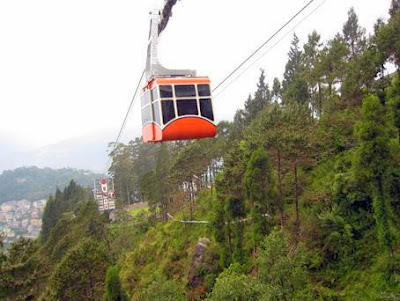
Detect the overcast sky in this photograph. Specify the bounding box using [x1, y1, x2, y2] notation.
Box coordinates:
[0, 0, 391, 148]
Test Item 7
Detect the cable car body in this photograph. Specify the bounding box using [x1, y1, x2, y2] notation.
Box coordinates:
[141, 77, 216, 143]
[141, 6, 216, 143]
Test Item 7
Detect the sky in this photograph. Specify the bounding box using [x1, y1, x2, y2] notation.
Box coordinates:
[0, 0, 391, 149]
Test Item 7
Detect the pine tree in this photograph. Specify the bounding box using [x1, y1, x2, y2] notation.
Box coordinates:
[303, 31, 323, 115]
[283, 34, 309, 104]
[283, 34, 303, 88]
[244, 147, 276, 253]
[390, 0, 400, 16]
[244, 70, 271, 122]
[342, 8, 366, 58]
[272, 77, 282, 103]
[353, 95, 396, 255]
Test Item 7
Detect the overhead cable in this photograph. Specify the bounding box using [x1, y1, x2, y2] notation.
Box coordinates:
[104, 69, 145, 175]
[212, 0, 316, 93]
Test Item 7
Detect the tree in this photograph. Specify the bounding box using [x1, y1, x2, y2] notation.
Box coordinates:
[272, 77, 282, 103]
[283, 34, 303, 88]
[387, 74, 400, 140]
[44, 238, 110, 300]
[390, 0, 400, 16]
[283, 34, 309, 105]
[104, 265, 128, 301]
[41, 181, 90, 243]
[246, 103, 315, 231]
[258, 229, 313, 300]
[244, 70, 271, 122]
[375, 11, 400, 69]
[153, 144, 174, 220]
[5, 237, 36, 266]
[244, 148, 276, 252]
[141, 276, 186, 301]
[303, 31, 324, 116]
[342, 8, 366, 58]
[353, 95, 397, 255]
[316, 35, 348, 97]
[208, 266, 263, 301]
[108, 141, 137, 204]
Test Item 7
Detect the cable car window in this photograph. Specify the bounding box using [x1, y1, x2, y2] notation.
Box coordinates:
[177, 99, 198, 116]
[200, 98, 214, 121]
[141, 91, 151, 107]
[161, 100, 175, 124]
[152, 101, 161, 125]
[197, 84, 211, 97]
[160, 85, 173, 98]
[175, 85, 196, 97]
[151, 88, 159, 101]
[141, 105, 152, 125]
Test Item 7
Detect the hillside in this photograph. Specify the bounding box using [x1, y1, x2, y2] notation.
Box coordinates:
[0, 166, 102, 203]
[1, 5, 400, 301]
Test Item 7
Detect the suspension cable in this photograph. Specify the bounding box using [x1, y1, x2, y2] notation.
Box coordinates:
[212, 0, 316, 93]
[213, 0, 328, 99]
[104, 69, 145, 175]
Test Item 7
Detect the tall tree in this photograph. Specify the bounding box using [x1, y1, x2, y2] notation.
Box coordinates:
[342, 8, 366, 58]
[353, 95, 397, 255]
[303, 31, 324, 115]
[272, 77, 282, 103]
[390, 0, 400, 16]
[244, 70, 271, 122]
[316, 35, 348, 97]
[244, 147, 275, 255]
[283, 34, 309, 104]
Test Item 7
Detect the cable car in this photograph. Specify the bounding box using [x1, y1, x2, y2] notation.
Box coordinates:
[141, 6, 216, 143]
[141, 77, 216, 142]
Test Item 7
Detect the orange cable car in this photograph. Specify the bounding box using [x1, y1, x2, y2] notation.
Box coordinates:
[141, 6, 216, 143]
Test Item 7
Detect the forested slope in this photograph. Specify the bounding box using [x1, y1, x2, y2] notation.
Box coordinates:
[0, 166, 102, 203]
[1, 5, 400, 300]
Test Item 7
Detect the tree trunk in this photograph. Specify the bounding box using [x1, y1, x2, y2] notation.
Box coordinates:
[294, 163, 300, 239]
[318, 81, 323, 117]
[226, 219, 233, 260]
[189, 181, 194, 220]
[277, 149, 284, 227]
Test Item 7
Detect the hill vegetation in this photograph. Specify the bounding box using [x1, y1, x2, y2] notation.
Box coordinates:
[1, 5, 400, 300]
[0, 166, 102, 203]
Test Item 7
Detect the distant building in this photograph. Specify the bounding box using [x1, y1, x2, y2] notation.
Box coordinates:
[1, 204, 12, 212]
[31, 211, 39, 219]
[21, 219, 29, 228]
[93, 178, 116, 212]
[31, 219, 40, 226]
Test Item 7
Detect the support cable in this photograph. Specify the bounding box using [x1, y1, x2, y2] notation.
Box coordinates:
[213, 0, 328, 99]
[212, 0, 316, 93]
[104, 69, 145, 175]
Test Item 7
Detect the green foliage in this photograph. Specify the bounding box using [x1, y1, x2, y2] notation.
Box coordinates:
[342, 7, 366, 58]
[208, 266, 263, 301]
[44, 238, 109, 300]
[258, 229, 314, 300]
[5, 237, 37, 266]
[41, 180, 91, 243]
[387, 74, 400, 137]
[244, 147, 275, 247]
[244, 69, 272, 122]
[140, 276, 186, 301]
[104, 265, 128, 301]
[4, 6, 400, 301]
[354, 95, 397, 253]
[0, 166, 100, 203]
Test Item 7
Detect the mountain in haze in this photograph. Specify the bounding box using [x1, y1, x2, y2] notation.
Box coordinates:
[0, 127, 141, 173]
[0, 166, 103, 203]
